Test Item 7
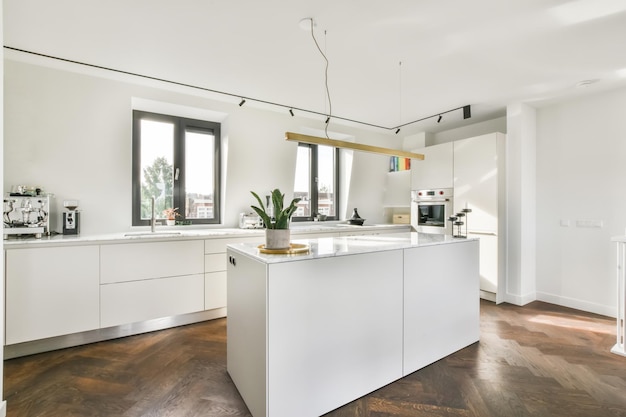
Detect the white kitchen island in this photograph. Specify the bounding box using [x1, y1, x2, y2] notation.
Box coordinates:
[226, 232, 480, 417]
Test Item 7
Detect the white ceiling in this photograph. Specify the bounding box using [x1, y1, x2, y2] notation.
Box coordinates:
[4, 0, 626, 134]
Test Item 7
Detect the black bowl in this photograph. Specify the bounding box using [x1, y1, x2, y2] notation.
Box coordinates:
[348, 218, 365, 226]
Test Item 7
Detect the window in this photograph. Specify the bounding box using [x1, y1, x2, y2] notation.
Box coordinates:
[132, 110, 221, 225]
[293, 143, 339, 221]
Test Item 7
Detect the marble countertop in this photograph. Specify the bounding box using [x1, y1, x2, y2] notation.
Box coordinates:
[227, 232, 476, 264]
[3, 223, 411, 248]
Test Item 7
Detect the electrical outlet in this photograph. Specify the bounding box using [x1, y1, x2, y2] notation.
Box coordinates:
[576, 220, 603, 228]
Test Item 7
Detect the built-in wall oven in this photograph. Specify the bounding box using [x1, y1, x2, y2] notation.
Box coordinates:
[411, 188, 453, 235]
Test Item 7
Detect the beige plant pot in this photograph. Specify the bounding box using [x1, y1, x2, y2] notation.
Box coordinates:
[265, 229, 291, 250]
[166, 219, 176, 226]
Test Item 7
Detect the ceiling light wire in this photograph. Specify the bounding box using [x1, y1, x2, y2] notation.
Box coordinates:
[308, 19, 332, 139]
[397, 60, 402, 135]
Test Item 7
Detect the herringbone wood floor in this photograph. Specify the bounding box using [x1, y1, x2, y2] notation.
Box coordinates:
[4, 300, 626, 417]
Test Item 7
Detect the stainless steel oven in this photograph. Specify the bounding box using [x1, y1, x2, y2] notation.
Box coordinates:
[411, 188, 453, 235]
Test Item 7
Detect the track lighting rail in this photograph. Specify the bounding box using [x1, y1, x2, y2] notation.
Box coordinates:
[4, 46, 471, 133]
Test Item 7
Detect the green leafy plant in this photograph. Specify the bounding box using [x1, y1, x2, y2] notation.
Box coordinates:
[250, 189, 301, 229]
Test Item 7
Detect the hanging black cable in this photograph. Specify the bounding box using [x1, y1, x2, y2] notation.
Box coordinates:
[308, 19, 332, 138]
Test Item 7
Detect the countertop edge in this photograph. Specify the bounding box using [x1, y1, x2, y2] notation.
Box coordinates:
[226, 233, 477, 264]
[2, 224, 412, 249]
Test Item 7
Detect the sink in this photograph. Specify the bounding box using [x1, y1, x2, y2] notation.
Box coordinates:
[124, 231, 183, 237]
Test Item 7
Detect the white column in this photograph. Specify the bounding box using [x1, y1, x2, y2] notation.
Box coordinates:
[1, 1, 7, 414]
[505, 103, 537, 305]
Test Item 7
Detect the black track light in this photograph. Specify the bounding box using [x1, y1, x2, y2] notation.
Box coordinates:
[463, 105, 471, 119]
[289, 108, 294, 117]
[395, 128, 400, 134]
[437, 114, 442, 123]
[325, 116, 330, 124]
[239, 98, 246, 107]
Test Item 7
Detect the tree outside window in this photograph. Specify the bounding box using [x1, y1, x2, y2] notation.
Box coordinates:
[132, 111, 221, 226]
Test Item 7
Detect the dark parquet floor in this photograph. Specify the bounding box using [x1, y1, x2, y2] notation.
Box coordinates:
[4, 300, 626, 417]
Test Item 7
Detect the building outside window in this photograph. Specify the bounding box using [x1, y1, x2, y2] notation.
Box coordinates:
[132, 110, 221, 226]
[293, 143, 339, 221]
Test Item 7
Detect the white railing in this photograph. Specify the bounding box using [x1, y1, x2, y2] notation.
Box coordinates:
[611, 238, 626, 357]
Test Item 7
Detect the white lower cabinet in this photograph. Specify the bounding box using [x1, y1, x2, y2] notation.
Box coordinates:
[403, 240, 480, 374]
[100, 274, 205, 328]
[100, 240, 205, 327]
[204, 236, 262, 311]
[228, 249, 404, 417]
[6, 245, 100, 345]
[227, 239, 480, 417]
[205, 271, 227, 311]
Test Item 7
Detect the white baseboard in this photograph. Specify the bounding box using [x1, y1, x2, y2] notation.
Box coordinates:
[0, 400, 6, 417]
[480, 290, 496, 302]
[503, 291, 536, 306]
[536, 291, 616, 318]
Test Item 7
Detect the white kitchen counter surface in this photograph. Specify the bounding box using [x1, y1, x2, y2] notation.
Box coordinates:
[3, 223, 410, 248]
[228, 232, 475, 264]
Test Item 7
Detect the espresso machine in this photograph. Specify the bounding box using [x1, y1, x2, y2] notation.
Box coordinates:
[63, 200, 80, 235]
[3, 192, 56, 239]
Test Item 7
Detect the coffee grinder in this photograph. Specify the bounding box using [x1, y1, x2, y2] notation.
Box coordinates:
[63, 200, 80, 235]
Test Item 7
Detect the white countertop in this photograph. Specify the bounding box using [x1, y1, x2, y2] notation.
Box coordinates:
[227, 232, 476, 264]
[3, 223, 410, 248]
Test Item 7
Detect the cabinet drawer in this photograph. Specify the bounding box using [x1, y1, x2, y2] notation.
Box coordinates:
[101, 240, 204, 283]
[205, 271, 227, 310]
[205, 236, 261, 254]
[205, 238, 231, 254]
[205, 253, 227, 272]
[100, 274, 205, 328]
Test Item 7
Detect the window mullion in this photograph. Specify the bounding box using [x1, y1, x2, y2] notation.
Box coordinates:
[173, 121, 184, 219]
[311, 145, 319, 218]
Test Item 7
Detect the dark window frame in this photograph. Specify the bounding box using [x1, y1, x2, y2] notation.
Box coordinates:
[131, 110, 221, 226]
[292, 143, 340, 222]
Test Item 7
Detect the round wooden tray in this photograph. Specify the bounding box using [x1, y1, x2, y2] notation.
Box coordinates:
[258, 243, 310, 254]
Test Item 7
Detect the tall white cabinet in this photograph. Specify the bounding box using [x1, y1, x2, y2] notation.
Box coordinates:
[453, 133, 506, 303]
[410, 142, 453, 190]
[411, 132, 506, 303]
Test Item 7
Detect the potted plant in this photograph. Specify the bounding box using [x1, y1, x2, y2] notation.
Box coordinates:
[162, 207, 180, 226]
[251, 188, 301, 249]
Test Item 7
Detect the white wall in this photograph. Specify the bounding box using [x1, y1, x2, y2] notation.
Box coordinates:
[4, 55, 395, 235]
[1, 1, 7, 414]
[432, 117, 507, 144]
[535, 86, 626, 317]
